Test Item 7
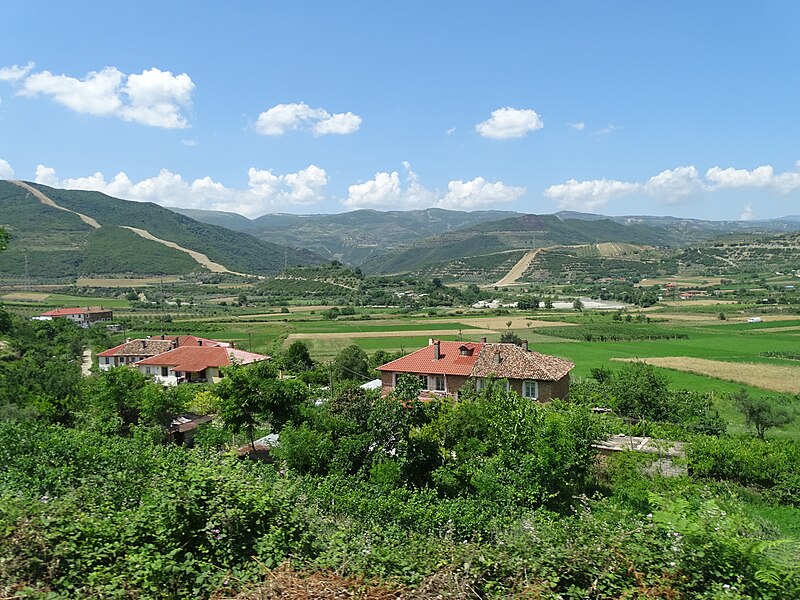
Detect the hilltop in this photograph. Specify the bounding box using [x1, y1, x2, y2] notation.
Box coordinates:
[0, 181, 321, 281]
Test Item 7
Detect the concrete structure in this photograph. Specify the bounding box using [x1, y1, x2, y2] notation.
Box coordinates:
[377, 339, 574, 401]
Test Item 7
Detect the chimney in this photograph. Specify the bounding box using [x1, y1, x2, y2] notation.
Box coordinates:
[172, 339, 178, 349]
[125, 337, 131, 343]
[428, 338, 434, 346]
[522, 339, 529, 351]
[494, 351, 502, 365]
[198, 339, 203, 346]
[481, 336, 487, 343]
[433, 340, 441, 360]
[140, 339, 146, 349]
[161, 334, 165, 340]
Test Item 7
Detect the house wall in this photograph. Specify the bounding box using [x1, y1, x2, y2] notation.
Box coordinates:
[380, 370, 571, 401]
[537, 374, 570, 401]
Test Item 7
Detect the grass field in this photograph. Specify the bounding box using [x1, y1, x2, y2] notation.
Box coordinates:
[2, 292, 132, 309]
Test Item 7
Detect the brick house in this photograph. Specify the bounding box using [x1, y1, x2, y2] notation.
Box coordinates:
[136, 344, 270, 386]
[36, 307, 113, 328]
[377, 339, 574, 401]
[97, 335, 232, 371]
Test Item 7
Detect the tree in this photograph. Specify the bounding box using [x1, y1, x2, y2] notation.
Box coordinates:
[732, 388, 795, 440]
[0, 227, 8, 253]
[281, 340, 314, 373]
[332, 344, 370, 383]
[573, 298, 584, 311]
[610, 362, 670, 421]
[500, 330, 522, 345]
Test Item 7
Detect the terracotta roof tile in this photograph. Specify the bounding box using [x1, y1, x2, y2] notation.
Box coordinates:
[377, 341, 485, 376]
[137, 346, 269, 373]
[40, 306, 110, 317]
[378, 340, 574, 382]
[471, 343, 574, 381]
[98, 339, 174, 358]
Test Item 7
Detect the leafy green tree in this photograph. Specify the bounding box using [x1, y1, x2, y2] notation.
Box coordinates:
[732, 388, 795, 440]
[0, 227, 8, 253]
[573, 297, 584, 311]
[281, 340, 314, 373]
[332, 344, 370, 383]
[499, 330, 522, 344]
[216, 361, 309, 448]
[609, 362, 670, 421]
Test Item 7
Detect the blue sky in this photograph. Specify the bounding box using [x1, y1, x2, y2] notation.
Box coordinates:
[1, 1, 799, 219]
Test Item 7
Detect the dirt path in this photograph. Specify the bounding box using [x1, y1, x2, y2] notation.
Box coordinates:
[285, 329, 496, 342]
[81, 348, 93, 376]
[120, 226, 252, 277]
[494, 246, 553, 286]
[11, 180, 101, 228]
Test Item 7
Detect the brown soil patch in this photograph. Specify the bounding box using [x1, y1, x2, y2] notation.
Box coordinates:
[660, 299, 738, 306]
[1, 292, 51, 301]
[11, 180, 101, 228]
[76, 276, 182, 287]
[611, 356, 800, 393]
[121, 226, 249, 275]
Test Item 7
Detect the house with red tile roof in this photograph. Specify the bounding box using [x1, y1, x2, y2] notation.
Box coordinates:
[97, 334, 232, 371]
[377, 339, 574, 401]
[36, 307, 113, 328]
[136, 345, 270, 385]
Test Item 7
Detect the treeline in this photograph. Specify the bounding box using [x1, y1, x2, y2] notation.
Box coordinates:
[0, 309, 798, 597]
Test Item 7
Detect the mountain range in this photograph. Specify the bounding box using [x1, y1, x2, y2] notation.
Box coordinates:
[3, 181, 800, 281]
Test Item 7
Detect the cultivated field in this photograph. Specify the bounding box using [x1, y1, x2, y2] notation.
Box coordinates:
[612, 356, 800, 394]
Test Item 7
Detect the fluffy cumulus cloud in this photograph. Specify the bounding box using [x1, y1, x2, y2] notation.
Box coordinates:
[705, 162, 800, 194]
[34, 164, 328, 217]
[255, 102, 361, 136]
[546, 161, 800, 213]
[643, 166, 705, 204]
[0, 61, 35, 82]
[1, 63, 194, 128]
[475, 107, 543, 139]
[0, 158, 14, 178]
[545, 178, 639, 211]
[740, 203, 755, 221]
[343, 163, 523, 210]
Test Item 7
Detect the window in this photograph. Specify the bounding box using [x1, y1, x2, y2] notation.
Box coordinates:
[419, 375, 429, 389]
[145, 367, 151, 375]
[475, 378, 485, 391]
[103, 357, 110, 364]
[432, 375, 445, 392]
[161, 367, 169, 377]
[523, 380, 538, 399]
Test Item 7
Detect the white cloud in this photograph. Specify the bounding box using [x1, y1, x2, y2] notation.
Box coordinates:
[10, 65, 194, 128]
[705, 162, 800, 193]
[446, 126, 456, 135]
[0, 61, 34, 82]
[545, 160, 800, 212]
[595, 123, 618, 136]
[740, 203, 755, 221]
[545, 178, 638, 211]
[33, 164, 328, 217]
[475, 107, 543, 139]
[343, 163, 522, 210]
[255, 102, 361, 136]
[0, 158, 14, 178]
[644, 166, 706, 204]
[567, 121, 585, 131]
[438, 177, 525, 210]
[181, 139, 198, 147]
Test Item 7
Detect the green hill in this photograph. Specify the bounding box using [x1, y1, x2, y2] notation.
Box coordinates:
[0, 181, 321, 281]
[177, 207, 522, 265]
[361, 214, 673, 275]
